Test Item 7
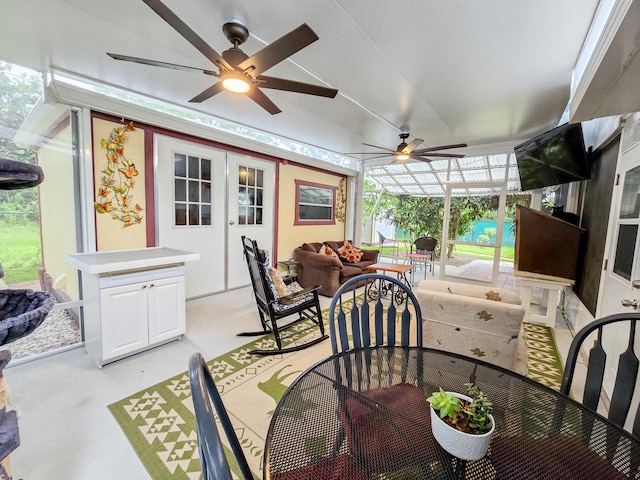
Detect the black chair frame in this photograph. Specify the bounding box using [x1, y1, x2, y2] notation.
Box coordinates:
[239, 235, 328, 355]
[560, 312, 640, 438]
[188, 352, 253, 480]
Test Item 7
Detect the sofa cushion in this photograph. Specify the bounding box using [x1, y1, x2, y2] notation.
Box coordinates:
[324, 240, 347, 252]
[300, 242, 322, 253]
[320, 244, 342, 262]
[417, 279, 521, 305]
[340, 264, 364, 279]
[338, 241, 364, 263]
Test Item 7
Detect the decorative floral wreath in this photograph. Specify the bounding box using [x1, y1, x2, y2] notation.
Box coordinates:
[336, 178, 347, 223]
[94, 121, 143, 228]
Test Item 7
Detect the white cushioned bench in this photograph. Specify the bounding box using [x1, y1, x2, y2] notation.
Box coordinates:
[414, 279, 527, 373]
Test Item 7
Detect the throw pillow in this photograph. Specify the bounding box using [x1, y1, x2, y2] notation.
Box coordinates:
[320, 244, 341, 261]
[338, 241, 364, 263]
[268, 267, 289, 299]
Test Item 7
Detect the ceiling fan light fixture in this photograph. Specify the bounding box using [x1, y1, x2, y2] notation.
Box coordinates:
[221, 71, 252, 93]
[396, 153, 410, 161]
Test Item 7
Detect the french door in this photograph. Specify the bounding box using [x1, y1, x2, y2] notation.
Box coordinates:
[155, 136, 274, 297]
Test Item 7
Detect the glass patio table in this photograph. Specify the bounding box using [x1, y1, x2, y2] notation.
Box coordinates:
[263, 346, 639, 479]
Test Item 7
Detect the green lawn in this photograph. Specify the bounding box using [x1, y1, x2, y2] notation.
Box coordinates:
[0, 220, 42, 283]
[377, 244, 514, 262]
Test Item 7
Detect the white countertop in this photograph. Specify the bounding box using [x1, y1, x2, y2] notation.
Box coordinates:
[64, 247, 200, 274]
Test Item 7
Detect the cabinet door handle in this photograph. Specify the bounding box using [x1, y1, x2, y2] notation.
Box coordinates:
[149, 283, 155, 288]
[142, 285, 147, 289]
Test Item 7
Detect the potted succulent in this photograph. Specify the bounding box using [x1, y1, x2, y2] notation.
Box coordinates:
[427, 382, 495, 460]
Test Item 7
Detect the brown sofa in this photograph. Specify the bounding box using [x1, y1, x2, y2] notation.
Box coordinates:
[294, 241, 379, 297]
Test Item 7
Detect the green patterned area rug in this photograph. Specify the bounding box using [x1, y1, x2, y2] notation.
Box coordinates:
[109, 317, 564, 480]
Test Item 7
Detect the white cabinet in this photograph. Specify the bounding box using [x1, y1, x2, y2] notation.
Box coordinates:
[65, 247, 198, 368]
[99, 275, 185, 362]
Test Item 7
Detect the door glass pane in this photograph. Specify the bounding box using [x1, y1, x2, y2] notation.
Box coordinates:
[173, 152, 212, 228]
[613, 224, 638, 280]
[201, 183, 211, 203]
[175, 203, 187, 225]
[201, 158, 211, 181]
[188, 204, 199, 225]
[188, 156, 199, 178]
[620, 165, 640, 219]
[175, 179, 186, 202]
[174, 154, 186, 177]
[237, 165, 264, 225]
[201, 204, 211, 226]
[189, 180, 199, 202]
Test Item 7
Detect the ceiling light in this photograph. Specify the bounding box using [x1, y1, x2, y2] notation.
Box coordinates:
[221, 72, 251, 93]
[396, 153, 410, 161]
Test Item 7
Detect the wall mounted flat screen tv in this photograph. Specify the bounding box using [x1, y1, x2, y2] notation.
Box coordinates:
[515, 122, 590, 191]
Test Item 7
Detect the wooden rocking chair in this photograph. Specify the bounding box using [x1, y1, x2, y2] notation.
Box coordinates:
[238, 236, 328, 355]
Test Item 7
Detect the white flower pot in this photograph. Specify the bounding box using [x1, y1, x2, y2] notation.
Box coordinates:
[429, 391, 495, 461]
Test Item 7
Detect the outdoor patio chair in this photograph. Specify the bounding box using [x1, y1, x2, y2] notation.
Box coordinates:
[377, 231, 400, 258]
[327, 273, 428, 473]
[190, 352, 369, 480]
[560, 312, 640, 437]
[328, 273, 423, 354]
[408, 236, 437, 281]
[238, 235, 328, 355]
[188, 352, 254, 480]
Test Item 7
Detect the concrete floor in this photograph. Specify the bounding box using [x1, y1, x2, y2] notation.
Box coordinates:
[5, 282, 581, 480]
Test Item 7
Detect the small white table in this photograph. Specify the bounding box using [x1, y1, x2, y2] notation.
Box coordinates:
[517, 276, 573, 328]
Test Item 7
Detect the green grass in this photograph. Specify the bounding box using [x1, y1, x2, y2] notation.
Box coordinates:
[0, 220, 42, 283]
[377, 244, 514, 262]
[453, 244, 514, 261]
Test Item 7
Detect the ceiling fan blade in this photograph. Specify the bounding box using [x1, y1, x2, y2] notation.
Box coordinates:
[412, 152, 466, 159]
[237, 24, 318, 76]
[258, 76, 337, 98]
[360, 154, 395, 161]
[360, 143, 397, 153]
[107, 53, 217, 75]
[141, 0, 232, 71]
[246, 88, 282, 115]
[404, 138, 424, 153]
[189, 83, 225, 103]
[412, 143, 468, 154]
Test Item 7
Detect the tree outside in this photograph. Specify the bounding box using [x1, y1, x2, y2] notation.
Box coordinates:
[0, 61, 44, 283]
[376, 192, 531, 259]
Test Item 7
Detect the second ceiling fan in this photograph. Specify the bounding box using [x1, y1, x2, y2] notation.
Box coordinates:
[107, 0, 338, 114]
[349, 133, 467, 163]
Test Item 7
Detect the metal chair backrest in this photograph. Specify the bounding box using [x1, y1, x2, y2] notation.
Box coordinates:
[188, 352, 253, 480]
[413, 236, 437, 256]
[328, 273, 423, 354]
[560, 313, 640, 437]
[241, 235, 273, 308]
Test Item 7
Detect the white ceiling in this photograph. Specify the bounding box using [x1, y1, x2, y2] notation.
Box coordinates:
[6, 0, 640, 199]
[1, 0, 606, 163]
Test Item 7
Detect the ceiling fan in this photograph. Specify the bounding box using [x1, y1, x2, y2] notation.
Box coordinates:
[107, 0, 338, 114]
[347, 133, 467, 163]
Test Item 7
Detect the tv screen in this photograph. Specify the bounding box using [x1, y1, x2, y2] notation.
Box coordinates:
[515, 122, 590, 191]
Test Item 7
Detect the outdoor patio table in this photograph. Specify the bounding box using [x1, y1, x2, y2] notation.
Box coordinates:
[264, 346, 639, 479]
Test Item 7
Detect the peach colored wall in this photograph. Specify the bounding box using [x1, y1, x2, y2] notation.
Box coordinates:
[277, 163, 346, 261]
[38, 122, 80, 301]
[92, 119, 147, 251]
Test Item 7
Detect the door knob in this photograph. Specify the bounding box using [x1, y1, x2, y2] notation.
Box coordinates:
[621, 299, 639, 310]
[229, 220, 235, 225]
